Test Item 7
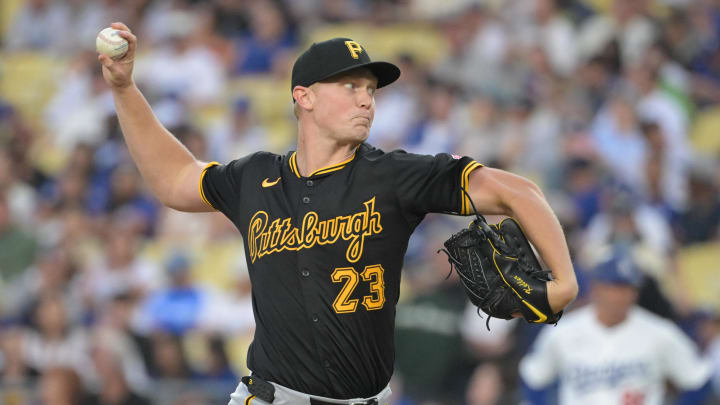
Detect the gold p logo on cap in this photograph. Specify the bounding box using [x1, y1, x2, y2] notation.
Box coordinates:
[344, 40, 363, 59]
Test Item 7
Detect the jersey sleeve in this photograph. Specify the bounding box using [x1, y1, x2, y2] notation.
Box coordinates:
[391, 151, 482, 217]
[519, 325, 561, 388]
[658, 320, 713, 389]
[199, 154, 255, 218]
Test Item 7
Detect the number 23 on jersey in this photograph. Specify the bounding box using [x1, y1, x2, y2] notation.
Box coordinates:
[331, 264, 386, 313]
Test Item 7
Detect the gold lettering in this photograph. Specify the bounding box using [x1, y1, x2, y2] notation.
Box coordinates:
[269, 218, 282, 248]
[248, 211, 269, 263]
[327, 217, 339, 241]
[344, 40, 363, 59]
[279, 218, 296, 246]
[247, 198, 383, 263]
[301, 211, 319, 247]
[513, 275, 532, 295]
[364, 197, 383, 235]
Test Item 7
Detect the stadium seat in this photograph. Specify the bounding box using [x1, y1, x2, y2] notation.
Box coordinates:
[675, 242, 720, 313]
[306, 23, 448, 66]
[690, 107, 720, 157]
[0, 0, 23, 41]
[0, 51, 65, 125]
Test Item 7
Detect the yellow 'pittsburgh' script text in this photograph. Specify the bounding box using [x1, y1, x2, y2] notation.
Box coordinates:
[248, 197, 382, 263]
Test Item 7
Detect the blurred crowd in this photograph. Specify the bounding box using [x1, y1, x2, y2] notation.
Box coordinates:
[1, 0, 720, 404]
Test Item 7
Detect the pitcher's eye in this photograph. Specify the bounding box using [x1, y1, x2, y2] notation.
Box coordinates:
[344, 82, 354, 89]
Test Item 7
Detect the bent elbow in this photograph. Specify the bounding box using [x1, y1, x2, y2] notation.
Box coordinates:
[557, 279, 579, 309]
[548, 275, 579, 313]
[159, 195, 180, 210]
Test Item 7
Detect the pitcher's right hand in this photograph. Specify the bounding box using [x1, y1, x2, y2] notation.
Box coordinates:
[98, 22, 137, 89]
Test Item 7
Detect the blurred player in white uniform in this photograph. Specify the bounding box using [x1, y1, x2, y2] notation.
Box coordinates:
[519, 248, 713, 405]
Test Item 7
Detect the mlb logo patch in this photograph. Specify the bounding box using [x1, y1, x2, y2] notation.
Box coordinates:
[451, 154, 461, 159]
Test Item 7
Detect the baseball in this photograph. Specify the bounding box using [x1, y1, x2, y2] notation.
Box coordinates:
[96, 27, 129, 60]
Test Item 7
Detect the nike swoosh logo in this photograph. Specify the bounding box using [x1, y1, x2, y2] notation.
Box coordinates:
[261, 177, 281, 188]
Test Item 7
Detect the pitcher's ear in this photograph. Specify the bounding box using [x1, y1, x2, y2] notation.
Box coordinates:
[293, 85, 315, 110]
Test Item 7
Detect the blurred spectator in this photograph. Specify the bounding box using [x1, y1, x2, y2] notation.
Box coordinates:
[460, 303, 518, 361]
[81, 227, 160, 312]
[42, 168, 91, 218]
[455, 95, 504, 166]
[562, 158, 603, 229]
[154, 206, 224, 244]
[4, 0, 69, 52]
[61, 0, 141, 55]
[2, 246, 82, 324]
[394, 226, 475, 404]
[134, 249, 254, 336]
[644, 41, 693, 113]
[465, 362, 515, 405]
[38, 367, 88, 405]
[687, 2, 720, 102]
[0, 148, 37, 230]
[149, 332, 193, 380]
[84, 341, 151, 405]
[195, 334, 238, 384]
[89, 325, 151, 397]
[674, 162, 720, 245]
[640, 121, 679, 218]
[520, 248, 713, 405]
[370, 54, 424, 151]
[211, 0, 251, 39]
[232, 0, 298, 74]
[661, 9, 700, 66]
[496, 94, 565, 182]
[433, 5, 509, 93]
[515, 0, 579, 77]
[208, 97, 269, 162]
[315, 0, 366, 22]
[134, 9, 225, 108]
[0, 193, 38, 284]
[99, 292, 155, 381]
[630, 58, 689, 136]
[1, 327, 37, 384]
[21, 293, 93, 381]
[706, 316, 720, 401]
[94, 164, 159, 235]
[45, 59, 115, 152]
[404, 81, 460, 155]
[135, 252, 203, 335]
[578, 0, 657, 66]
[589, 93, 647, 191]
[582, 188, 674, 264]
[629, 63, 690, 210]
[581, 188, 679, 321]
[174, 125, 209, 161]
[575, 55, 618, 115]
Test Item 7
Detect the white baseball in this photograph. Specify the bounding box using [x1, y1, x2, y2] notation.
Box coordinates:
[96, 27, 129, 60]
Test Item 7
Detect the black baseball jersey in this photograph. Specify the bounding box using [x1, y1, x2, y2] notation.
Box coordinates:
[200, 143, 482, 399]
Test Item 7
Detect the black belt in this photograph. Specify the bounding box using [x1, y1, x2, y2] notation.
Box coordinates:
[242, 376, 379, 405]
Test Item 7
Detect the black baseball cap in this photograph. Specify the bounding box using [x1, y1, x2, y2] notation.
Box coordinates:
[291, 37, 401, 99]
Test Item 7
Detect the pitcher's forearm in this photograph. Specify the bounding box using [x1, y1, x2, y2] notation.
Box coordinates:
[506, 187, 578, 312]
[112, 84, 198, 204]
[468, 168, 578, 313]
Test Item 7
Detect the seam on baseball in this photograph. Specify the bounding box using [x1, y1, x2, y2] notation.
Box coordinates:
[99, 32, 127, 46]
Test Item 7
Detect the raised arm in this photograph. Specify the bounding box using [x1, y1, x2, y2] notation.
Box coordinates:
[98, 22, 211, 212]
[467, 167, 578, 313]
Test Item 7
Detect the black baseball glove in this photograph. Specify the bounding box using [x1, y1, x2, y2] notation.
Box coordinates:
[440, 213, 562, 328]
